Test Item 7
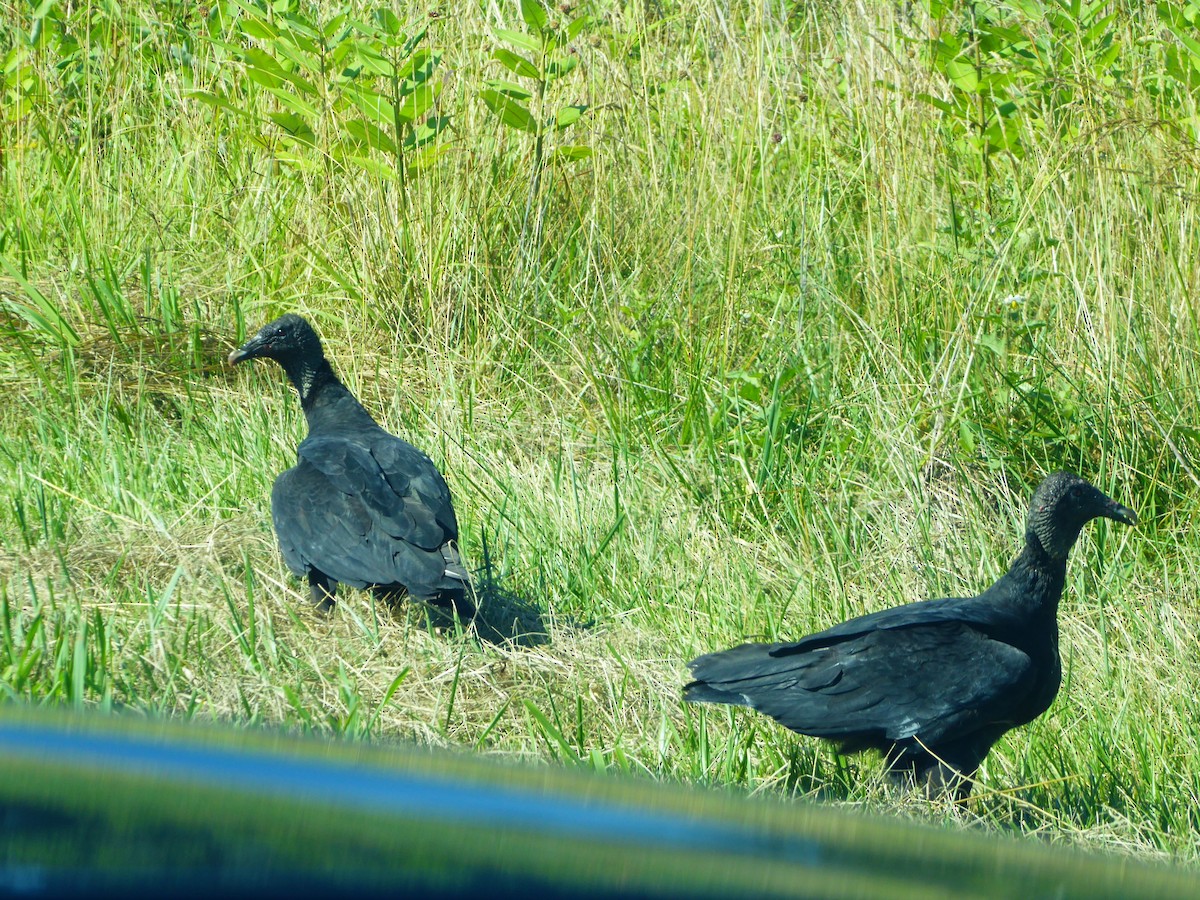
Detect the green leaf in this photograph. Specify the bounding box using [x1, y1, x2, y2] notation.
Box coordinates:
[404, 115, 450, 151]
[344, 85, 395, 127]
[484, 79, 533, 100]
[264, 85, 319, 118]
[408, 141, 452, 172]
[354, 44, 393, 77]
[566, 15, 589, 41]
[341, 153, 399, 180]
[1166, 21, 1200, 65]
[342, 118, 398, 154]
[523, 700, 577, 761]
[930, 34, 962, 61]
[552, 103, 586, 129]
[274, 41, 321, 77]
[3, 46, 25, 76]
[496, 28, 542, 54]
[983, 121, 1019, 154]
[374, 8, 402, 35]
[945, 57, 979, 93]
[520, 0, 549, 33]
[323, 12, 350, 41]
[397, 83, 439, 122]
[187, 89, 256, 119]
[243, 47, 318, 95]
[553, 145, 592, 161]
[396, 48, 437, 84]
[230, 0, 266, 16]
[494, 48, 540, 79]
[480, 89, 537, 133]
[978, 25, 1025, 51]
[330, 40, 355, 70]
[267, 112, 317, 144]
[239, 17, 277, 42]
[0, 256, 80, 347]
[1094, 42, 1120, 71]
[29, 13, 51, 48]
[957, 419, 977, 455]
[244, 63, 284, 89]
[546, 55, 578, 80]
[914, 91, 955, 115]
[1083, 14, 1116, 47]
[280, 13, 322, 46]
[242, 47, 286, 75]
[398, 26, 429, 57]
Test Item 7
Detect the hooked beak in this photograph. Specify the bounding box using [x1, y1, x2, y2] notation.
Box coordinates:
[227, 336, 264, 365]
[1105, 500, 1138, 527]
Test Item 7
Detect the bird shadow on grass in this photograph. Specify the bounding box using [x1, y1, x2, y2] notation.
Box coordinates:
[421, 537, 579, 648]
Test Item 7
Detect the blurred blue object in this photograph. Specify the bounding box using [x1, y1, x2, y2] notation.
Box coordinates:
[0, 709, 1196, 898]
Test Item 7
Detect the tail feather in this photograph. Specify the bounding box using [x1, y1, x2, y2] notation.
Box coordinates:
[683, 641, 840, 731]
[687, 642, 801, 684]
[684, 642, 795, 708]
[682, 681, 752, 707]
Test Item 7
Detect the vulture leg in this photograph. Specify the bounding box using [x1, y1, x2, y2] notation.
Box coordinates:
[426, 589, 476, 622]
[308, 570, 337, 613]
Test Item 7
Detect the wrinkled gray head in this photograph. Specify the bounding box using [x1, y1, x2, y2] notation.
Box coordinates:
[1027, 472, 1137, 560]
[227, 314, 322, 367]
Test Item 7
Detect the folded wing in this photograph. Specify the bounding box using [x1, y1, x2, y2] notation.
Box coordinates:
[685, 621, 1037, 749]
[271, 430, 462, 597]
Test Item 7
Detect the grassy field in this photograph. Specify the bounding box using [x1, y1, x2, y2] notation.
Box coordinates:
[3, 0, 1200, 865]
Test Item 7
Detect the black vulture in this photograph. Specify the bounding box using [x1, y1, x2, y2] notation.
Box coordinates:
[229, 314, 473, 619]
[684, 472, 1136, 796]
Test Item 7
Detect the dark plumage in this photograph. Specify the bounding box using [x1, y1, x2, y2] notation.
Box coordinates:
[229, 314, 473, 618]
[684, 472, 1136, 796]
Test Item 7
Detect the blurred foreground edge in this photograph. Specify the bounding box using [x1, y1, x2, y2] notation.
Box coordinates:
[0, 709, 1194, 899]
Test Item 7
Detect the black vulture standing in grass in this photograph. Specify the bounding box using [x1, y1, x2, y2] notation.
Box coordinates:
[684, 472, 1136, 797]
[229, 314, 473, 619]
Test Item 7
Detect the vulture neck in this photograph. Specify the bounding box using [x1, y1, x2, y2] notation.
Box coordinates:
[284, 354, 377, 432]
[988, 530, 1068, 623]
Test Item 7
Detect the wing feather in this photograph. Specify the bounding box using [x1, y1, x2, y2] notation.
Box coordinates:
[687, 623, 1037, 747]
[270, 428, 459, 595]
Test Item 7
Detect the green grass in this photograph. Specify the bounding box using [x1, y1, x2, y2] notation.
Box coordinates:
[2, 0, 1200, 865]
